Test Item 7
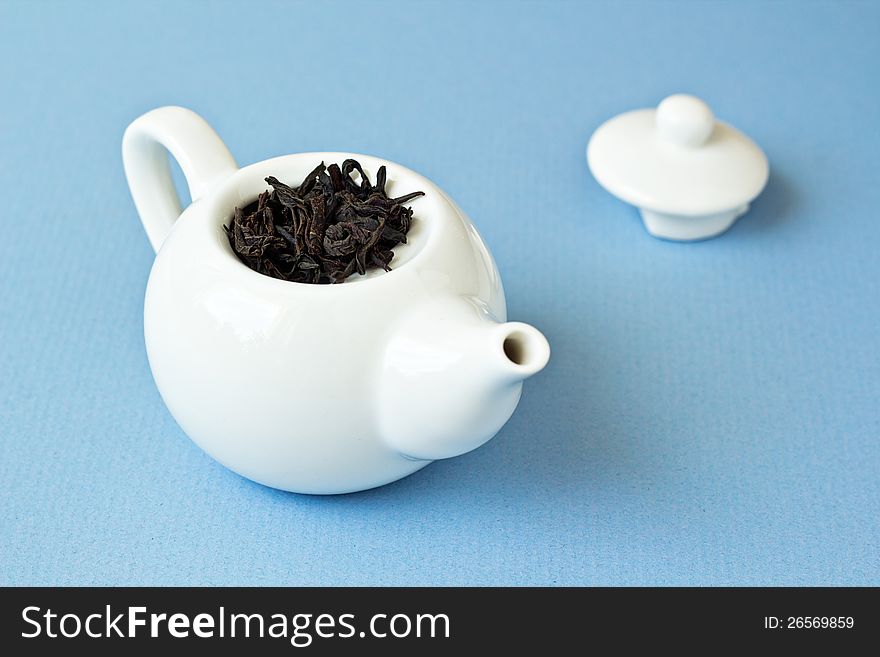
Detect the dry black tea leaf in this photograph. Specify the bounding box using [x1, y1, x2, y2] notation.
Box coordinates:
[223, 160, 424, 284]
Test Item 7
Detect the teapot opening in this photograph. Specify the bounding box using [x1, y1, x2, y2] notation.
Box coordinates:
[212, 154, 434, 286]
[219, 200, 428, 284]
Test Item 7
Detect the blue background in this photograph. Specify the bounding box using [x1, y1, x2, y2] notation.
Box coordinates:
[1, 0, 878, 586]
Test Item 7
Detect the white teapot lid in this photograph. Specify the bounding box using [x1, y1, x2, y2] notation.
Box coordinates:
[587, 94, 768, 218]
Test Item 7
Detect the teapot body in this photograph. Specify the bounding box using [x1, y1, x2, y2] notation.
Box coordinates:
[145, 153, 508, 493]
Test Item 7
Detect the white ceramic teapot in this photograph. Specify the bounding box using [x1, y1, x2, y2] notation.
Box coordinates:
[122, 106, 550, 494]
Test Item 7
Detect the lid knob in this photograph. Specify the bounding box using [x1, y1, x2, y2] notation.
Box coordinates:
[656, 94, 715, 148]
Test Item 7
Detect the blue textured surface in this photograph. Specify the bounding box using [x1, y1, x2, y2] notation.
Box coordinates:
[1, 0, 878, 586]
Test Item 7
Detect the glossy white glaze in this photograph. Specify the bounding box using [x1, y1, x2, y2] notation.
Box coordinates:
[587, 94, 769, 241]
[123, 107, 549, 494]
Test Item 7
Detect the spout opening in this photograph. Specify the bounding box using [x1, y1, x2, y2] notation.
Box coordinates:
[503, 331, 530, 365]
[499, 323, 550, 376]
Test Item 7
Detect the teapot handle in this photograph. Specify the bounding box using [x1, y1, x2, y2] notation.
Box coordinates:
[122, 106, 238, 253]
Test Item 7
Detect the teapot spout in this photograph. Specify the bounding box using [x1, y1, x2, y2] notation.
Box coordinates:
[377, 296, 549, 461]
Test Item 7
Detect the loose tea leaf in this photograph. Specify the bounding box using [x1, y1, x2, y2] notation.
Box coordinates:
[223, 160, 424, 284]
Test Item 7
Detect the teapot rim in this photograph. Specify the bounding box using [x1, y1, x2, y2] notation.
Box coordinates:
[190, 151, 442, 290]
